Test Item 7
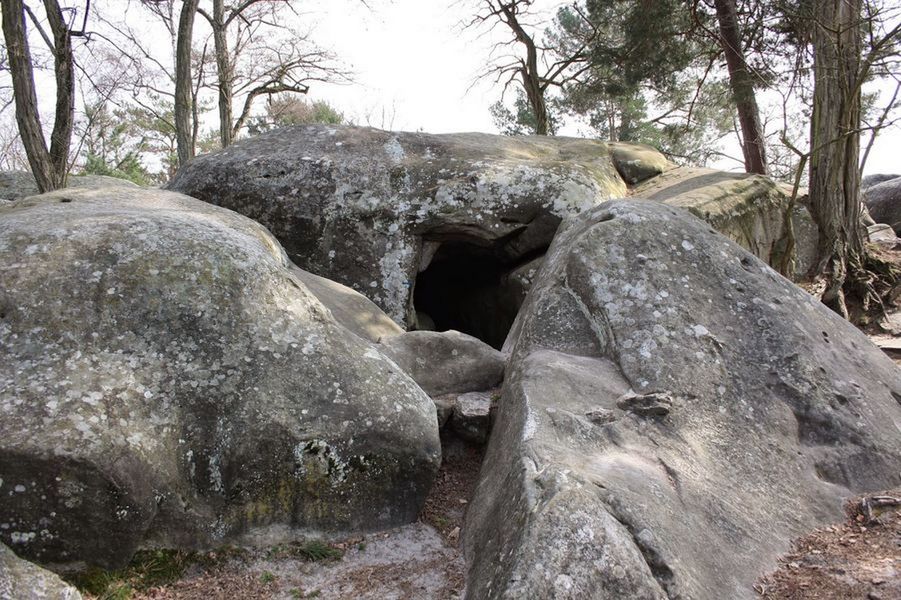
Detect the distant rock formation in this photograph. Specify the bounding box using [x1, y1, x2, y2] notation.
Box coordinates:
[864, 175, 901, 234]
[0, 170, 138, 202]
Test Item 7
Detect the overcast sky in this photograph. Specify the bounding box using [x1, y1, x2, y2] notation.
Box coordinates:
[21, 0, 899, 177]
[307, 0, 900, 176]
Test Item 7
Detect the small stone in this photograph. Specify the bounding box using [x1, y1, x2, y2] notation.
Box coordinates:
[585, 408, 616, 424]
[616, 391, 673, 417]
[450, 391, 492, 444]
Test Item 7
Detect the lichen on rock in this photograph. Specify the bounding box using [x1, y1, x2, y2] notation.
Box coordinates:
[0, 187, 440, 570]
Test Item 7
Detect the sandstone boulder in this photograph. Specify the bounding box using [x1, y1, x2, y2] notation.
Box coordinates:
[631, 166, 818, 275]
[378, 330, 505, 397]
[464, 200, 901, 599]
[168, 127, 814, 348]
[167, 125, 665, 331]
[862, 173, 899, 189]
[0, 187, 440, 570]
[0, 171, 138, 202]
[865, 176, 901, 234]
[290, 266, 403, 342]
[449, 391, 494, 444]
[0, 543, 81, 600]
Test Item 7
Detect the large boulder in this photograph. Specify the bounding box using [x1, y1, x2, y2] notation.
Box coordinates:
[0, 187, 440, 570]
[167, 125, 667, 330]
[0, 171, 138, 202]
[464, 200, 901, 599]
[864, 176, 901, 234]
[378, 330, 505, 397]
[862, 173, 899, 189]
[290, 266, 403, 343]
[632, 166, 818, 274]
[0, 543, 81, 599]
[168, 126, 814, 343]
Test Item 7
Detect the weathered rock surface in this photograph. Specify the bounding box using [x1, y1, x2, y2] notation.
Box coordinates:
[631, 166, 818, 275]
[167, 125, 668, 328]
[867, 223, 899, 245]
[290, 266, 403, 343]
[864, 176, 901, 234]
[464, 200, 901, 599]
[0, 543, 81, 600]
[378, 330, 505, 397]
[0, 171, 138, 202]
[449, 391, 493, 444]
[862, 173, 899, 189]
[0, 187, 440, 570]
[168, 126, 814, 339]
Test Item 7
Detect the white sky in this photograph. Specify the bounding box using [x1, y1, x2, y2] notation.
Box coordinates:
[308, 0, 900, 176]
[309, 0, 503, 133]
[19, 0, 901, 177]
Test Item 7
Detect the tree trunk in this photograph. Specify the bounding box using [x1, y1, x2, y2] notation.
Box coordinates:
[500, 2, 549, 135]
[44, 0, 74, 187]
[1, 0, 68, 192]
[713, 0, 767, 175]
[175, 0, 199, 166]
[808, 0, 864, 317]
[212, 0, 233, 147]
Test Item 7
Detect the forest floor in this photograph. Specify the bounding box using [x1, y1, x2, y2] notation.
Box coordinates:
[757, 492, 901, 600]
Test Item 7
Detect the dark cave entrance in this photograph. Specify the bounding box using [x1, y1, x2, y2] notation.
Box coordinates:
[413, 241, 523, 350]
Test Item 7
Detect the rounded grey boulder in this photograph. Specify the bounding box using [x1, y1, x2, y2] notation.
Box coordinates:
[0, 170, 138, 202]
[0, 188, 440, 569]
[862, 173, 899, 189]
[865, 176, 901, 233]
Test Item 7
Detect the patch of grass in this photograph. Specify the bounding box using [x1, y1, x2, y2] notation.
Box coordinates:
[431, 515, 450, 530]
[295, 539, 343, 562]
[263, 539, 343, 562]
[357, 542, 367, 552]
[67, 546, 244, 598]
[289, 587, 320, 599]
[260, 570, 276, 584]
[67, 569, 133, 600]
[128, 549, 193, 588]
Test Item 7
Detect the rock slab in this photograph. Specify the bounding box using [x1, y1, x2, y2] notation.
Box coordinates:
[464, 200, 901, 599]
[378, 330, 505, 397]
[0, 543, 81, 600]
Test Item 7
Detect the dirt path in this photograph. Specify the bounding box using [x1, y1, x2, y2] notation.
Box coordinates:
[758, 492, 901, 599]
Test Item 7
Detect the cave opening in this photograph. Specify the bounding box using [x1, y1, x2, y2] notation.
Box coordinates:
[412, 241, 522, 350]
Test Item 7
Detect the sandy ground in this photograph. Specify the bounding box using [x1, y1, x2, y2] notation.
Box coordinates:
[130, 523, 462, 600]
